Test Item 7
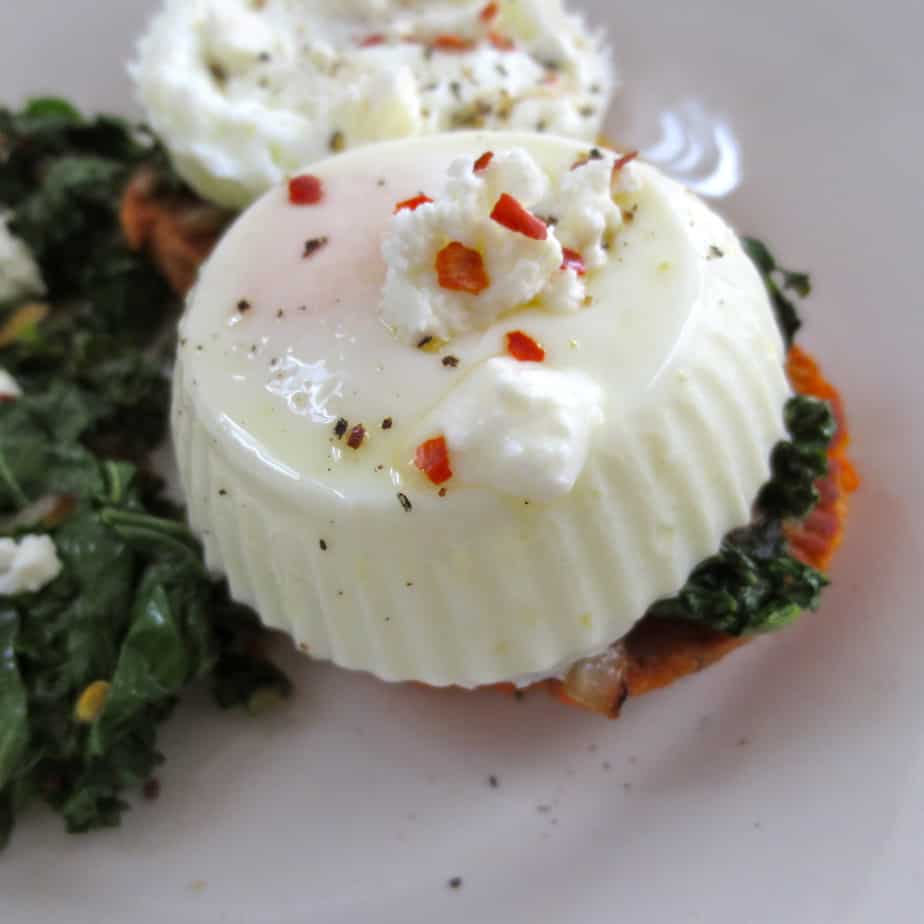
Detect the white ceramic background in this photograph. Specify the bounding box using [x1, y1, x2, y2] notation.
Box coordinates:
[1, 2, 922, 922]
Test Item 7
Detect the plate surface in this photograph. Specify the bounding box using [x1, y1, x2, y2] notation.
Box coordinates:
[2, 2, 923, 922]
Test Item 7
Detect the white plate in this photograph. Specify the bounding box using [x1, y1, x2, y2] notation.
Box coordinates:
[2, 2, 923, 921]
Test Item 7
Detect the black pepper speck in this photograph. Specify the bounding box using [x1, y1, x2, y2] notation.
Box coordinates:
[303, 236, 329, 259]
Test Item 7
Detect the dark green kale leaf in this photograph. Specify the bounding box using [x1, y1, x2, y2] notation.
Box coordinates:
[758, 396, 836, 521]
[2, 456, 292, 842]
[0, 99, 291, 850]
[7, 152, 171, 341]
[742, 236, 812, 348]
[213, 653, 294, 714]
[207, 588, 293, 712]
[649, 521, 829, 635]
[0, 98, 171, 331]
[0, 384, 104, 511]
[0, 610, 29, 791]
[0, 99, 150, 201]
[0, 97, 175, 460]
[648, 314, 838, 637]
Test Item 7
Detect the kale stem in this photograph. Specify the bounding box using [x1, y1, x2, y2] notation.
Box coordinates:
[99, 507, 200, 549]
[0, 451, 28, 509]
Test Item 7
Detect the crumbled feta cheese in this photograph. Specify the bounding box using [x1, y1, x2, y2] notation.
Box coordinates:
[381, 149, 582, 343]
[433, 357, 603, 501]
[0, 368, 22, 399]
[132, 0, 614, 208]
[0, 535, 63, 597]
[380, 146, 641, 344]
[0, 212, 45, 303]
[549, 159, 624, 271]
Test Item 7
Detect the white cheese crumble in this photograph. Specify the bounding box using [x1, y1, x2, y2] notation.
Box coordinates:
[0, 212, 45, 303]
[434, 357, 603, 501]
[552, 157, 624, 271]
[0, 535, 63, 597]
[132, 0, 614, 208]
[380, 146, 637, 344]
[381, 149, 578, 343]
[0, 368, 22, 398]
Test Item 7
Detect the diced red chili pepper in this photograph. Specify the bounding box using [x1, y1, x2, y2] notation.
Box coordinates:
[506, 330, 545, 362]
[560, 247, 586, 275]
[415, 436, 453, 485]
[359, 34, 386, 47]
[612, 151, 639, 178]
[288, 174, 323, 205]
[490, 193, 547, 240]
[394, 194, 433, 213]
[436, 242, 490, 293]
[479, 2, 499, 22]
[488, 32, 514, 51]
[473, 151, 494, 173]
[433, 34, 474, 52]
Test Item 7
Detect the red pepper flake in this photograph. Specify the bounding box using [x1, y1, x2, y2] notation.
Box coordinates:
[432, 34, 474, 52]
[490, 193, 547, 240]
[488, 32, 515, 51]
[612, 151, 639, 178]
[479, 2, 499, 22]
[473, 151, 494, 173]
[436, 242, 490, 294]
[394, 194, 433, 213]
[506, 330, 545, 362]
[415, 436, 453, 485]
[560, 247, 586, 275]
[438, 487, 448, 497]
[288, 174, 323, 205]
[382, 417, 393, 430]
[347, 424, 366, 449]
[359, 33, 386, 47]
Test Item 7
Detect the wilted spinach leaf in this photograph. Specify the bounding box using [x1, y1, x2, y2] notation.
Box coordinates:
[742, 236, 812, 347]
[0, 99, 290, 851]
